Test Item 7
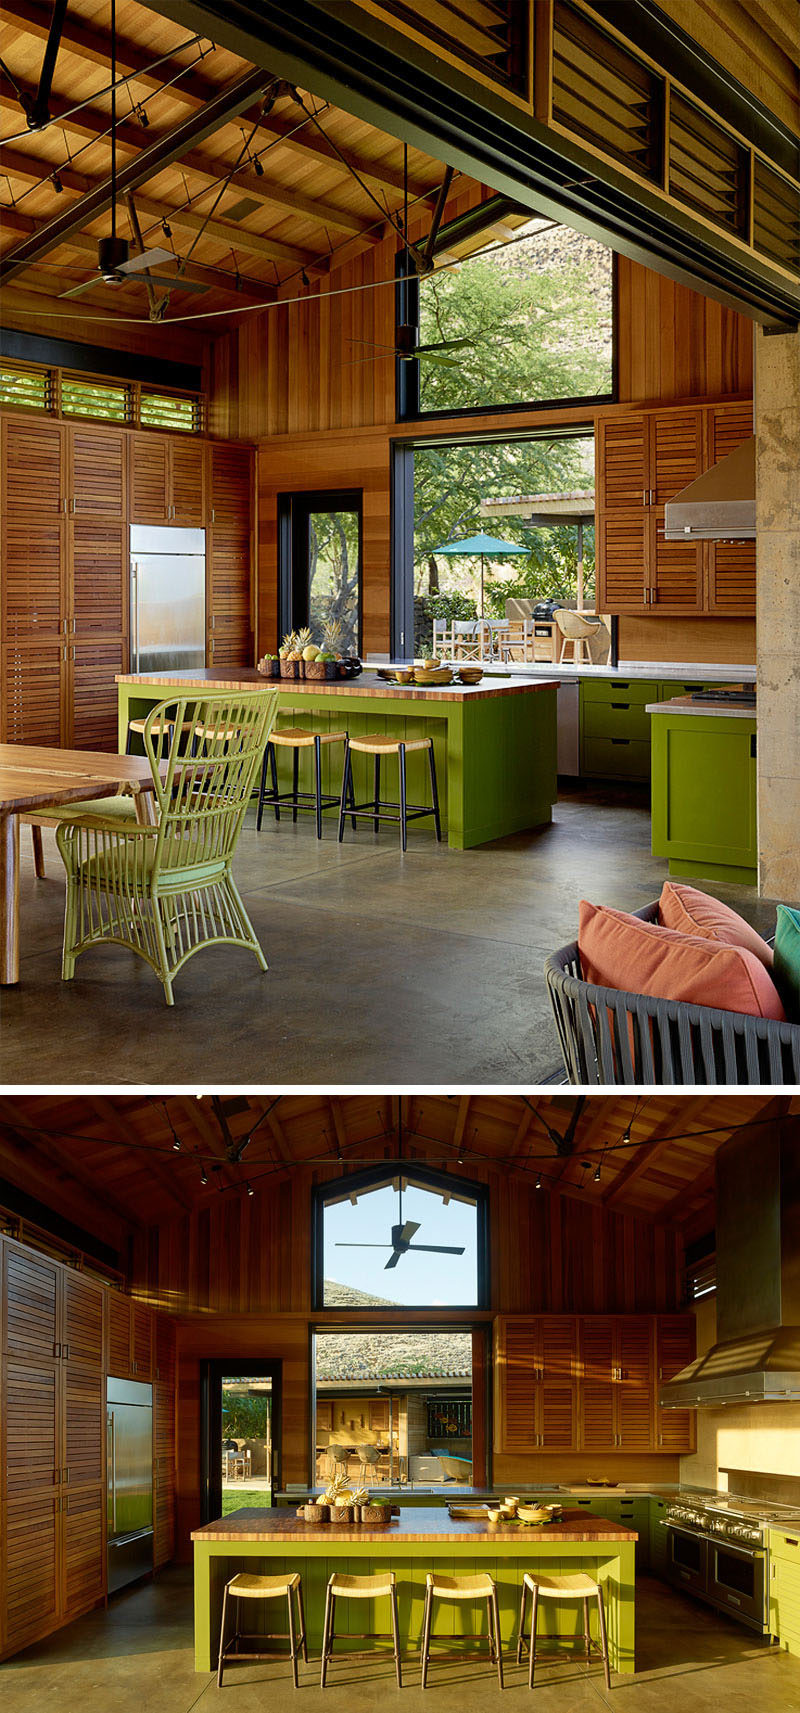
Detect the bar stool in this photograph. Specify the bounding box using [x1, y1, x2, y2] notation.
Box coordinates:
[320, 1570, 402, 1688]
[337, 735, 442, 852]
[257, 726, 353, 839]
[420, 1572, 503, 1689]
[515, 1572, 610, 1690]
[216, 1570, 307, 1688]
[125, 714, 193, 755]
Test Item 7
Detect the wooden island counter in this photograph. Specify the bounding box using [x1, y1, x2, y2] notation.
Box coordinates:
[191, 1506, 636, 1673]
[116, 668, 558, 849]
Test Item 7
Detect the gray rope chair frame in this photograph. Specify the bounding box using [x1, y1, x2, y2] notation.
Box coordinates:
[56, 688, 278, 1005]
[545, 902, 800, 1086]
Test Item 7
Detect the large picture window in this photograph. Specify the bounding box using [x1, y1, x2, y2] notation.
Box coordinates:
[398, 222, 615, 420]
[312, 1165, 488, 1310]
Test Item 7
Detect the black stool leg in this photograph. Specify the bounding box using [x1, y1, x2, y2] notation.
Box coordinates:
[296, 1579, 308, 1663]
[125, 722, 135, 755]
[270, 742, 280, 821]
[583, 1596, 591, 1662]
[597, 1587, 611, 1690]
[320, 1584, 334, 1688]
[314, 735, 323, 840]
[491, 1585, 504, 1690]
[398, 743, 408, 852]
[420, 1584, 433, 1689]
[292, 747, 299, 823]
[390, 1582, 402, 1688]
[347, 750, 357, 830]
[529, 1584, 538, 1690]
[516, 1580, 527, 1665]
[428, 743, 442, 841]
[373, 753, 381, 833]
[256, 744, 270, 831]
[287, 1583, 298, 1687]
[217, 1584, 230, 1688]
[486, 1597, 495, 1661]
[337, 744, 352, 843]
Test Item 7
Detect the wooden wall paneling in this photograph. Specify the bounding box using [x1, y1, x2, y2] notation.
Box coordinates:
[154, 1315, 177, 1569]
[207, 441, 255, 665]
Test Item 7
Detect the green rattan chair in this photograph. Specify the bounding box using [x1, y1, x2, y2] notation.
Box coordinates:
[55, 688, 278, 1005]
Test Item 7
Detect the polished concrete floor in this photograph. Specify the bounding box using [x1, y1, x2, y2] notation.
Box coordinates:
[2, 1567, 799, 1712]
[0, 784, 776, 1087]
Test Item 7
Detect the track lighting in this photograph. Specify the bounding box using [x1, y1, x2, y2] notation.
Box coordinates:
[51, 171, 63, 193]
[594, 1163, 601, 1182]
[535, 1173, 542, 1189]
[301, 268, 309, 286]
[246, 1181, 254, 1197]
[172, 1136, 181, 1151]
[252, 155, 264, 177]
[622, 1125, 632, 1145]
[162, 218, 172, 239]
[200, 1164, 208, 1186]
[135, 104, 149, 128]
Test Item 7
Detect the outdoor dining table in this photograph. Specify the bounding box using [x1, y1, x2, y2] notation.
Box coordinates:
[0, 742, 163, 987]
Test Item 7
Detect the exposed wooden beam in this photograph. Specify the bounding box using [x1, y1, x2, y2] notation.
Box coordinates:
[3, 0, 222, 105]
[84, 1097, 194, 1215]
[0, 66, 269, 282]
[0, 1105, 142, 1234]
[178, 1096, 240, 1191]
[601, 1097, 711, 1210]
[183, 153, 379, 234]
[130, 191, 317, 265]
[451, 1096, 471, 1156]
[246, 101, 436, 199]
[329, 1099, 349, 1164]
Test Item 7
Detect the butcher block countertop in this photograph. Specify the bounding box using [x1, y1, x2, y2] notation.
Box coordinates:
[116, 668, 559, 704]
[191, 1505, 637, 1544]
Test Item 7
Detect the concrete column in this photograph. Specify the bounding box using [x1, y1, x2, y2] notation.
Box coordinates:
[755, 325, 800, 901]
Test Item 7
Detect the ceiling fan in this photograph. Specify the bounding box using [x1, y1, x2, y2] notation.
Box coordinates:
[343, 160, 465, 370]
[335, 1184, 466, 1271]
[58, 0, 205, 302]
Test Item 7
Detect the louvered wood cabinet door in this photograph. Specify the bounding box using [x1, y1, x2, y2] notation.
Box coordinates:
[2, 1243, 60, 1362]
[648, 409, 703, 506]
[107, 1293, 132, 1378]
[2, 515, 65, 640]
[68, 517, 128, 749]
[578, 1319, 617, 1450]
[62, 1273, 104, 1370]
[595, 510, 648, 612]
[130, 434, 170, 523]
[208, 443, 253, 666]
[2, 1488, 60, 1657]
[70, 641, 127, 751]
[616, 1319, 654, 1449]
[597, 415, 648, 509]
[1, 416, 64, 516]
[648, 512, 703, 612]
[154, 1317, 176, 1569]
[170, 437, 206, 524]
[67, 425, 127, 520]
[495, 1318, 538, 1450]
[706, 540, 756, 615]
[132, 1302, 153, 1377]
[655, 1316, 696, 1452]
[61, 1485, 105, 1619]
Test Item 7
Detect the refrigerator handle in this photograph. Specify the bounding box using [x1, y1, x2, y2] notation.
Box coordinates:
[107, 1410, 116, 1536]
[131, 562, 139, 672]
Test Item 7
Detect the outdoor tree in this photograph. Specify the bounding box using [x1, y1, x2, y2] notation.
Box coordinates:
[308, 510, 360, 652]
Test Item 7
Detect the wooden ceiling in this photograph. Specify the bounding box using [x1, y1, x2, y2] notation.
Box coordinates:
[0, 0, 470, 332]
[0, 1094, 796, 1260]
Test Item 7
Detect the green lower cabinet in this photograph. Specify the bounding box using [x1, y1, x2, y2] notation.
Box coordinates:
[650, 711, 757, 885]
[649, 1499, 668, 1578]
[770, 1530, 800, 1655]
[580, 681, 658, 781]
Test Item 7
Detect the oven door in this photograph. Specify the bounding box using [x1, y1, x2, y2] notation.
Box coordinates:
[706, 1538, 767, 1632]
[665, 1524, 708, 1596]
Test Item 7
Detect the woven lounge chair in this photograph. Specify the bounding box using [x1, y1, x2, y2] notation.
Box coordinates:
[545, 901, 800, 1086]
[55, 688, 278, 1005]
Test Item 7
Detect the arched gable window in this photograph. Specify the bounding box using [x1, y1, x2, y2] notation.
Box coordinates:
[312, 1164, 488, 1310]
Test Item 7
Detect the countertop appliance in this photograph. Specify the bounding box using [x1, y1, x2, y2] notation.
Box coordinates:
[107, 1377, 153, 1594]
[663, 1495, 787, 1633]
[130, 524, 206, 674]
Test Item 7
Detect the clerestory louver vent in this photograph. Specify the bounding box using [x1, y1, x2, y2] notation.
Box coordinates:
[373, 0, 527, 93]
[753, 158, 800, 277]
[669, 93, 748, 238]
[552, 1, 664, 183]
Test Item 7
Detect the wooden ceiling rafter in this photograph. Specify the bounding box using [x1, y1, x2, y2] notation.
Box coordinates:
[600, 1096, 712, 1209]
[0, 1104, 144, 1236]
[84, 1097, 195, 1215]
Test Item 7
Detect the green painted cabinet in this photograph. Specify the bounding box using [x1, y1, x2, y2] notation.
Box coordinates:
[770, 1529, 800, 1656]
[649, 1498, 669, 1578]
[651, 708, 757, 885]
[580, 678, 659, 781]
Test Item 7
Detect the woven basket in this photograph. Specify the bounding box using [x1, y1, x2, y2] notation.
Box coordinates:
[280, 658, 300, 679]
[303, 658, 328, 680]
[329, 1504, 354, 1523]
[258, 658, 280, 679]
[358, 1504, 392, 1524]
[298, 1503, 329, 1522]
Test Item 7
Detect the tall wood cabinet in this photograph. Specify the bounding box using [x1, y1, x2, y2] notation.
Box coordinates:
[0, 1235, 177, 1663]
[596, 399, 755, 616]
[494, 1313, 695, 1455]
[0, 413, 255, 748]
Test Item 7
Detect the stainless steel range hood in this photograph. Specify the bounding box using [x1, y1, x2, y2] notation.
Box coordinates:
[659, 1121, 800, 1408]
[663, 436, 755, 542]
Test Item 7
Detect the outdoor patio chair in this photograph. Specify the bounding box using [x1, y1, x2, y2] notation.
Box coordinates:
[545, 901, 800, 1086]
[55, 688, 278, 1005]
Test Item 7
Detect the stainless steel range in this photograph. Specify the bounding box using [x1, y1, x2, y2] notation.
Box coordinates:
[664, 1496, 777, 1633]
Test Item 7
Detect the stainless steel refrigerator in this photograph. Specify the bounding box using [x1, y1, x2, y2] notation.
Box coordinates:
[130, 524, 206, 673]
[107, 1377, 154, 1593]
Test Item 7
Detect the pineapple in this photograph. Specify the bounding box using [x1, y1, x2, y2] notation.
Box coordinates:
[280, 629, 298, 659]
[321, 616, 345, 659]
[294, 625, 314, 660]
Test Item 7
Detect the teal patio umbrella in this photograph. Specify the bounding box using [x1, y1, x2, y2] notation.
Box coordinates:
[433, 531, 529, 619]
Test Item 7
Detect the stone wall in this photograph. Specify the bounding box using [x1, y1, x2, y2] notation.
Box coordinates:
[755, 326, 800, 901]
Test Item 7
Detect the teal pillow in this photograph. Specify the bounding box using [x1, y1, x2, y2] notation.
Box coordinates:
[773, 905, 800, 1024]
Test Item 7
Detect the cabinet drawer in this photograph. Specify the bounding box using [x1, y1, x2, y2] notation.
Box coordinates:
[658, 680, 729, 699]
[771, 1532, 800, 1564]
[582, 736, 651, 779]
[581, 677, 658, 706]
[583, 700, 653, 742]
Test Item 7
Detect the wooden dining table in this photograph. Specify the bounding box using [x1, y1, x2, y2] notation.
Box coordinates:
[0, 743, 162, 987]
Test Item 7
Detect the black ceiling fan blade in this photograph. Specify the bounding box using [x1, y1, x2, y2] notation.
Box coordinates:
[384, 1250, 402, 1270]
[399, 1221, 420, 1243]
[334, 1243, 394, 1248]
[408, 1245, 466, 1256]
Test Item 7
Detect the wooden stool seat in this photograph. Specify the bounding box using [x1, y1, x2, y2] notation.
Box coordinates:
[217, 1567, 307, 1688]
[421, 1568, 502, 1689]
[427, 1571, 496, 1598]
[348, 733, 432, 754]
[270, 726, 348, 747]
[257, 727, 352, 839]
[320, 1568, 401, 1687]
[194, 722, 239, 742]
[128, 716, 193, 736]
[338, 734, 442, 852]
[227, 1571, 301, 1598]
[516, 1570, 611, 1690]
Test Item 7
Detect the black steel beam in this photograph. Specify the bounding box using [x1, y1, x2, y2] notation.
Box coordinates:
[141, 0, 800, 326]
[0, 65, 269, 283]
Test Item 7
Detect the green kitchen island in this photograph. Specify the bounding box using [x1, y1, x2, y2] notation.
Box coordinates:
[191, 1506, 637, 1673]
[648, 693, 758, 886]
[116, 668, 558, 850]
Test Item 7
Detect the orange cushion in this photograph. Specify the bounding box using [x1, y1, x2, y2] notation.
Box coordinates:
[578, 901, 785, 1021]
[658, 881, 773, 969]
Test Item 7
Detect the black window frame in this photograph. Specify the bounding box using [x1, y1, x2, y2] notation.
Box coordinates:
[200, 1358, 283, 1524]
[396, 247, 619, 424]
[311, 1162, 489, 1312]
[278, 487, 364, 653]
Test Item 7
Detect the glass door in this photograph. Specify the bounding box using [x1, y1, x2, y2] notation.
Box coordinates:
[202, 1361, 281, 1523]
[280, 489, 363, 655]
